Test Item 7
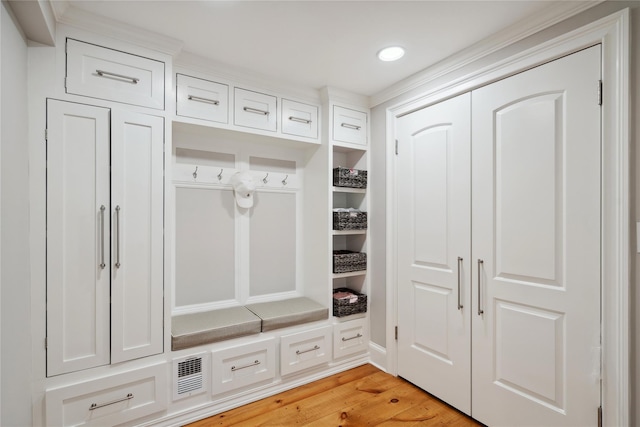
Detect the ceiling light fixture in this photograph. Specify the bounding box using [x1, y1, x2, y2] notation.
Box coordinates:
[377, 46, 405, 62]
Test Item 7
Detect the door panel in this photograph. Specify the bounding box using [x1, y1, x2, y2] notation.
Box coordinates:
[396, 93, 471, 414]
[46, 100, 111, 376]
[111, 110, 164, 363]
[471, 45, 601, 426]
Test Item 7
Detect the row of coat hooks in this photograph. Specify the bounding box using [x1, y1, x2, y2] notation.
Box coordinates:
[192, 167, 289, 186]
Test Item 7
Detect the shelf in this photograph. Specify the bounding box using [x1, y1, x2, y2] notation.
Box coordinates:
[333, 186, 366, 194]
[332, 271, 366, 279]
[332, 230, 366, 236]
[332, 141, 368, 153]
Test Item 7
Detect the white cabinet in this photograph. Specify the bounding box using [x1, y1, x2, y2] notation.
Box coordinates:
[333, 318, 368, 359]
[211, 338, 276, 394]
[233, 87, 277, 132]
[46, 99, 164, 376]
[281, 99, 318, 139]
[45, 364, 168, 427]
[332, 105, 367, 145]
[176, 74, 229, 123]
[280, 326, 332, 376]
[66, 39, 165, 110]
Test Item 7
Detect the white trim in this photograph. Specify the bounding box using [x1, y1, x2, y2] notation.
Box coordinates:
[368, 341, 387, 372]
[370, 0, 603, 107]
[386, 9, 629, 426]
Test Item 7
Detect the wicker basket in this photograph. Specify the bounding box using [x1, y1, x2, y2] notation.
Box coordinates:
[333, 211, 367, 230]
[333, 250, 367, 273]
[333, 288, 367, 317]
[333, 167, 367, 189]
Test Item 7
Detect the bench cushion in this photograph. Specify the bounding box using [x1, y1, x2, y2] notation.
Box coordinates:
[246, 297, 329, 332]
[171, 306, 262, 351]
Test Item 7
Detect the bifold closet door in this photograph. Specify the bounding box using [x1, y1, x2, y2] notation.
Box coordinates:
[396, 93, 472, 414]
[46, 100, 111, 376]
[471, 45, 601, 426]
[110, 110, 164, 363]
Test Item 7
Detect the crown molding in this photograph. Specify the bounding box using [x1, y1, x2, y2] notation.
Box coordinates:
[51, 2, 183, 56]
[370, 0, 604, 107]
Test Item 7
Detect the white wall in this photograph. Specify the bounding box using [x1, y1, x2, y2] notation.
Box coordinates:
[0, 2, 31, 426]
[369, 1, 640, 423]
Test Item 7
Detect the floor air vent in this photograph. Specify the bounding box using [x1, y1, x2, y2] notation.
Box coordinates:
[173, 353, 208, 401]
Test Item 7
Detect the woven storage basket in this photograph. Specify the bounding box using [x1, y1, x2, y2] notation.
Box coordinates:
[333, 288, 367, 317]
[333, 211, 367, 230]
[333, 167, 367, 189]
[333, 250, 367, 273]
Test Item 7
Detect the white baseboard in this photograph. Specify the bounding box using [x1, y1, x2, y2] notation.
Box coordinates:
[368, 341, 387, 372]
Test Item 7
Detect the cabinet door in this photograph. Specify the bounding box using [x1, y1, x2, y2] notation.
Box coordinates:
[111, 110, 164, 363]
[46, 99, 111, 376]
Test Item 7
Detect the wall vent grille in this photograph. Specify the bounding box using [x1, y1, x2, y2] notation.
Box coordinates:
[173, 353, 208, 401]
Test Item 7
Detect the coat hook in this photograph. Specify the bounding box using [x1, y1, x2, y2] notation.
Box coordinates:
[263, 173, 269, 184]
[218, 168, 223, 181]
[192, 166, 198, 179]
[282, 175, 288, 186]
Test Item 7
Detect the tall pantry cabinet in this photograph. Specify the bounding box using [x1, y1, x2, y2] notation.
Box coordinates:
[46, 99, 164, 376]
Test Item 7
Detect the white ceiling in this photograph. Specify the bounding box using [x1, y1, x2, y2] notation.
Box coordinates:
[49, 1, 600, 98]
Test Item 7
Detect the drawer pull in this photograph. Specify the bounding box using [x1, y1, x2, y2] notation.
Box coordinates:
[296, 345, 320, 355]
[243, 106, 269, 116]
[188, 95, 220, 105]
[288, 116, 312, 124]
[95, 70, 140, 84]
[89, 393, 133, 411]
[341, 122, 361, 131]
[231, 360, 260, 372]
[342, 333, 363, 342]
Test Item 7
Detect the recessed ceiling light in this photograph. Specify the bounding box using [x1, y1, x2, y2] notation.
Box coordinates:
[377, 46, 405, 62]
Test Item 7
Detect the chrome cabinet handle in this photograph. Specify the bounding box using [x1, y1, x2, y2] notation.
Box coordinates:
[341, 122, 361, 130]
[115, 206, 121, 268]
[477, 259, 484, 316]
[95, 70, 139, 84]
[457, 257, 464, 310]
[296, 345, 320, 355]
[243, 106, 269, 116]
[187, 95, 220, 105]
[288, 116, 311, 124]
[99, 205, 106, 269]
[342, 333, 363, 342]
[231, 360, 260, 371]
[89, 393, 133, 410]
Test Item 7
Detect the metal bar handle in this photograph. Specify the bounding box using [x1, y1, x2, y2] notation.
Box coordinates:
[296, 345, 320, 355]
[231, 360, 260, 371]
[95, 70, 140, 84]
[243, 106, 269, 116]
[99, 205, 106, 269]
[342, 333, 363, 342]
[457, 257, 463, 310]
[341, 122, 361, 131]
[188, 95, 220, 105]
[115, 206, 121, 269]
[89, 393, 133, 411]
[477, 259, 484, 316]
[288, 116, 311, 124]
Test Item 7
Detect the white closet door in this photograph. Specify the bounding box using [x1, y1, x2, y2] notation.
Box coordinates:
[471, 46, 601, 426]
[111, 110, 164, 363]
[396, 93, 471, 414]
[46, 100, 111, 376]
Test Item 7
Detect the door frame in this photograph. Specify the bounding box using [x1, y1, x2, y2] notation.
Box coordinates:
[385, 9, 630, 426]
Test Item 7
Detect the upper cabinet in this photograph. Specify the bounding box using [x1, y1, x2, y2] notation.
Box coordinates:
[332, 105, 368, 146]
[233, 88, 277, 132]
[66, 38, 166, 110]
[282, 99, 319, 139]
[176, 74, 229, 123]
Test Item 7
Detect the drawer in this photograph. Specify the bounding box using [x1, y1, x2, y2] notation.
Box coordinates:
[334, 318, 368, 359]
[176, 74, 229, 123]
[211, 338, 276, 394]
[333, 105, 368, 145]
[281, 99, 318, 139]
[66, 39, 165, 110]
[45, 364, 167, 427]
[234, 88, 277, 132]
[280, 325, 332, 376]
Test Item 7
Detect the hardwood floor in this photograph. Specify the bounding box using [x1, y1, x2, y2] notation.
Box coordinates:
[186, 364, 482, 426]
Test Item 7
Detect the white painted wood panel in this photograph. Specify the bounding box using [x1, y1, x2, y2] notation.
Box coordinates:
[281, 99, 318, 139]
[46, 99, 111, 376]
[176, 74, 228, 124]
[233, 88, 276, 132]
[333, 318, 368, 359]
[280, 326, 332, 376]
[333, 105, 367, 145]
[211, 338, 276, 394]
[110, 110, 164, 363]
